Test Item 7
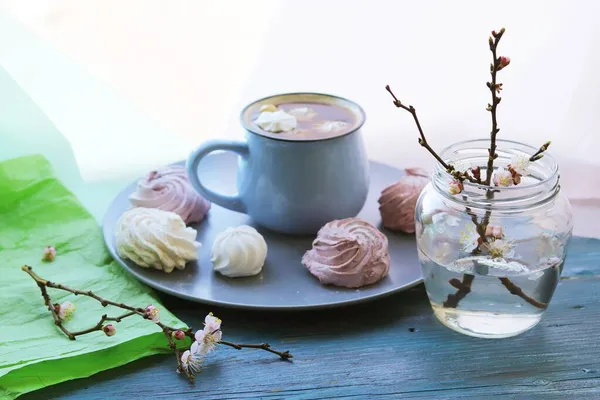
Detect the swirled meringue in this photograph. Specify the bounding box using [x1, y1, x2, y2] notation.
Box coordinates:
[115, 207, 200, 273]
[378, 168, 429, 233]
[302, 218, 390, 288]
[211, 225, 267, 277]
[129, 165, 210, 224]
[255, 109, 297, 133]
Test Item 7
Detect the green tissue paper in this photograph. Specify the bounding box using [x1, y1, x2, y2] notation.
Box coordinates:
[0, 155, 186, 399]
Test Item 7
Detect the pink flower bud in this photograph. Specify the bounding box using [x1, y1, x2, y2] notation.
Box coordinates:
[145, 304, 160, 323]
[103, 324, 116, 336]
[497, 56, 511, 70]
[508, 165, 522, 185]
[448, 181, 464, 195]
[173, 330, 186, 340]
[42, 246, 56, 262]
[485, 225, 504, 239]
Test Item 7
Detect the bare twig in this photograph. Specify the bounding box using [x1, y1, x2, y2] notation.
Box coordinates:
[484, 29, 505, 185]
[386, 85, 483, 185]
[36, 280, 75, 339]
[163, 327, 193, 383]
[443, 274, 475, 308]
[69, 311, 140, 337]
[499, 278, 547, 309]
[22, 265, 293, 384]
[385, 85, 451, 170]
[529, 141, 551, 162]
[22, 266, 145, 314]
[219, 341, 293, 360]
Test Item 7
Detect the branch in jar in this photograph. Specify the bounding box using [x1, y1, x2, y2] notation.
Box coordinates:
[493, 141, 552, 187]
[385, 85, 482, 189]
[529, 141, 551, 162]
[443, 274, 475, 308]
[484, 27, 508, 185]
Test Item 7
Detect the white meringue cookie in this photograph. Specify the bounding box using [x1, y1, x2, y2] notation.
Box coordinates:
[211, 225, 267, 277]
[255, 109, 297, 133]
[115, 207, 200, 273]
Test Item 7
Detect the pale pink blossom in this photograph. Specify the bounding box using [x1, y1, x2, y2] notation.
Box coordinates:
[56, 301, 76, 321]
[484, 239, 515, 259]
[493, 169, 514, 187]
[145, 305, 160, 323]
[180, 341, 203, 375]
[508, 154, 530, 176]
[204, 313, 222, 334]
[460, 224, 482, 253]
[194, 313, 223, 353]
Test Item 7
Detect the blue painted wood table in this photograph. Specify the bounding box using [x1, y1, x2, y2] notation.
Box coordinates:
[20, 237, 600, 399]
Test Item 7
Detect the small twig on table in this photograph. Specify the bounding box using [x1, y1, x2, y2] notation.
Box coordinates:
[22, 265, 293, 384]
[163, 326, 192, 382]
[219, 341, 293, 360]
[22, 266, 145, 314]
[69, 311, 140, 337]
[36, 279, 75, 339]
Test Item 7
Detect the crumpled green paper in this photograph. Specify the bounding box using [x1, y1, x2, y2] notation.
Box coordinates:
[0, 155, 187, 399]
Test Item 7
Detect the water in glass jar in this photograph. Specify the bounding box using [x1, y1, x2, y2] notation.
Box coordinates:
[420, 248, 562, 339]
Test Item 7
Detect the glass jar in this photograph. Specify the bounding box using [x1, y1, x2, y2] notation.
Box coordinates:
[415, 139, 573, 338]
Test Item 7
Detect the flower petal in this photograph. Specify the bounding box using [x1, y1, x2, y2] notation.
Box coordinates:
[194, 330, 206, 343]
[190, 340, 200, 354]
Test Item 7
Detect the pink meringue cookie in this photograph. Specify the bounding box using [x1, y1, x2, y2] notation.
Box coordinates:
[378, 168, 429, 234]
[129, 165, 210, 224]
[302, 218, 390, 288]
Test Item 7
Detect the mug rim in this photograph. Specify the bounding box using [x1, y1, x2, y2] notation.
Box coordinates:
[239, 92, 366, 143]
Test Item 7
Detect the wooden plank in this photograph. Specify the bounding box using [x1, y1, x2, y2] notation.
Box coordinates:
[21, 237, 600, 399]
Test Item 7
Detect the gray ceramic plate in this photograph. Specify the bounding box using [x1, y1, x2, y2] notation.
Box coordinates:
[102, 152, 422, 310]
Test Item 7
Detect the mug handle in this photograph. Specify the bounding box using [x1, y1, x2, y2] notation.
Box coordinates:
[186, 139, 249, 213]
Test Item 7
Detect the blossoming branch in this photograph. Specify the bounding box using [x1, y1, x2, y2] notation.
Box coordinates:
[386, 28, 552, 309]
[22, 266, 292, 384]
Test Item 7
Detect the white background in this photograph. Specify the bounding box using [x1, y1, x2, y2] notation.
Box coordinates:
[1, 0, 599, 235]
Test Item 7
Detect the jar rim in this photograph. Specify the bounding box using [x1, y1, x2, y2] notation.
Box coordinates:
[432, 139, 561, 210]
[434, 138, 559, 191]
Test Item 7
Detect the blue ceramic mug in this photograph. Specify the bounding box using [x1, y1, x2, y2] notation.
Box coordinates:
[186, 93, 369, 235]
